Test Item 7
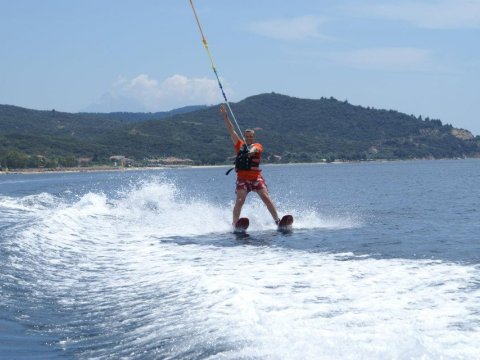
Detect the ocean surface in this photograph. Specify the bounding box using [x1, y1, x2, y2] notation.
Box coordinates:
[1, 160, 479, 359]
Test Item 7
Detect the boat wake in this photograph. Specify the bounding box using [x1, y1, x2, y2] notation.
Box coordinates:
[0, 178, 360, 241]
[1, 178, 479, 359]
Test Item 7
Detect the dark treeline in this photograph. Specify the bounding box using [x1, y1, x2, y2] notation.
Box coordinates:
[1, 93, 479, 169]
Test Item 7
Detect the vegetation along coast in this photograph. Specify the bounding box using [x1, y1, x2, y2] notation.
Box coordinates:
[1, 93, 479, 172]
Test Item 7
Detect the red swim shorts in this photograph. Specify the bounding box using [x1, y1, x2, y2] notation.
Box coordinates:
[236, 177, 267, 193]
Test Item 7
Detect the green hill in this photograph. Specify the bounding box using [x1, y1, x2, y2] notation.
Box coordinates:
[1, 93, 479, 168]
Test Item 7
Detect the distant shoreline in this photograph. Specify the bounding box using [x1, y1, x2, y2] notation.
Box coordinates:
[1, 158, 478, 176]
[0, 165, 190, 175]
[0, 164, 233, 175]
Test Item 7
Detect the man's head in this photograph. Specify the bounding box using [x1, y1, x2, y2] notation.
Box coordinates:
[244, 129, 255, 145]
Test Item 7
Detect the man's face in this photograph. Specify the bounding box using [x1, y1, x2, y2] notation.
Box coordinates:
[245, 132, 255, 145]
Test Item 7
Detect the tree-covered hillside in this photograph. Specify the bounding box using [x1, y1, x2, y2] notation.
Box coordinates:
[1, 93, 479, 168]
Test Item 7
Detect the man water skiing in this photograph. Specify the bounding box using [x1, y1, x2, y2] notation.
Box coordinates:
[220, 105, 281, 227]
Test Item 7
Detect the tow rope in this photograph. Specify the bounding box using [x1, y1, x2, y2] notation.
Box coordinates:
[188, 0, 245, 143]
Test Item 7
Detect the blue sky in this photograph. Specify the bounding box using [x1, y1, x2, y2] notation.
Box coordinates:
[1, 0, 479, 134]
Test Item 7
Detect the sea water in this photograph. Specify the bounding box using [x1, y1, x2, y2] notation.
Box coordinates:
[0, 160, 479, 359]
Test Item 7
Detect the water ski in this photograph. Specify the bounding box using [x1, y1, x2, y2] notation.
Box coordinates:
[233, 217, 249, 234]
[277, 215, 294, 232]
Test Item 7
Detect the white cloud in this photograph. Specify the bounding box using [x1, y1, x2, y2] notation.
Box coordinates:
[106, 74, 229, 111]
[348, 0, 480, 29]
[247, 15, 331, 41]
[328, 47, 442, 72]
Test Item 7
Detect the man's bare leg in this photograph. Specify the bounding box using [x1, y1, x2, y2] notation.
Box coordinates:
[233, 189, 248, 225]
[256, 188, 279, 223]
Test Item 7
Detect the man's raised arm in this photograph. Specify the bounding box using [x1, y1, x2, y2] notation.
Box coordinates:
[220, 105, 241, 145]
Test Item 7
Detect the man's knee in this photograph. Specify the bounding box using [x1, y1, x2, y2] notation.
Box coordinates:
[235, 197, 246, 205]
[235, 191, 248, 204]
[257, 188, 269, 199]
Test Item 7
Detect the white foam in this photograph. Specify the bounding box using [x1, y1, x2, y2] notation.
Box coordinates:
[4, 179, 478, 358]
[25, 241, 478, 359]
[1, 179, 358, 242]
[0, 193, 59, 213]
[106, 247, 479, 359]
